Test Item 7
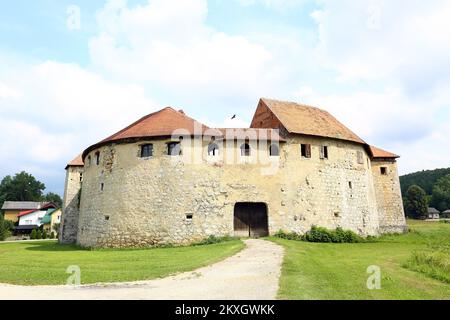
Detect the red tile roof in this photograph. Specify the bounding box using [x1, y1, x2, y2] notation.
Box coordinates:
[258, 98, 366, 144]
[18, 210, 38, 217]
[66, 154, 84, 169]
[83, 108, 219, 159]
[369, 145, 400, 159]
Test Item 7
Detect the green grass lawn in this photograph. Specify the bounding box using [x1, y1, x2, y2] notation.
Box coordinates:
[0, 240, 244, 285]
[271, 220, 450, 300]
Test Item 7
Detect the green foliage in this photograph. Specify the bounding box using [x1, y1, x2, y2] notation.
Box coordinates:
[404, 185, 428, 219]
[30, 229, 37, 240]
[52, 223, 61, 234]
[0, 214, 11, 241]
[41, 192, 63, 208]
[400, 167, 450, 196]
[274, 230, 306, 241]
[0, 172, 46, 207]
[275, 227, 364, 243]
[194, 235, 236, 246]
[404, 247, 450, 284]
[50, 232, 55, 239]
[42, 230, 48, 240]
[35, 230, 42, 240]
[431, 174, 450, 212]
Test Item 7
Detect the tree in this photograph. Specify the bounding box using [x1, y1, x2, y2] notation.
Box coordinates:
[404, 185, 428, 219]
[431, 174, 450, 212]
[0, 214, 11, 241]
[0, 172, 46, 208]
[42, 192, 63, 208]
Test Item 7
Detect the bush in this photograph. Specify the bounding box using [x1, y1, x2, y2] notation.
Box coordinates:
[42, 230, 48, 239]
[36, 230, 42, 240]
[50, 232, 55, 239]
[0, 216, 11, 241]
[194, 235, 235, 246]
[30, 229, 37, 240]
[275, 226, 364, 243]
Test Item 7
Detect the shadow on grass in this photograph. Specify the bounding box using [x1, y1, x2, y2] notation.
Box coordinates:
[24, 242, 85, 252]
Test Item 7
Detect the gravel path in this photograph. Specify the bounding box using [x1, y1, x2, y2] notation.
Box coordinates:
[0, 239, 284, 300]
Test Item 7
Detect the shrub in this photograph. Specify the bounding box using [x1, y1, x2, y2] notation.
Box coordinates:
[194, 235, 235, 246]
[0, 216, 11, 241]
[36, 230, 42, 240]
[50, 232, 55, 239]
[30, 229, 37, 240]
[275, 226, 364, 243]
[42, 230, 48, 239]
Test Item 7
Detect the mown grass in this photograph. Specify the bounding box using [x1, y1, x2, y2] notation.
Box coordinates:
[271, 220, 450, 300]
[0, 239, 244, 285]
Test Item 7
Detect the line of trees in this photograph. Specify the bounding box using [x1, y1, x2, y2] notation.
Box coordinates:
[403, 174, 450, 219]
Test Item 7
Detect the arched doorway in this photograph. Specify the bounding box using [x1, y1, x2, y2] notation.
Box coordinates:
[234, 203, 269, 237]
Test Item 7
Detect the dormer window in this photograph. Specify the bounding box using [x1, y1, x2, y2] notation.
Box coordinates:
[240, 143, 251, 157]
[269, 144, 279, 157]
[140, 144, 153, 158]
[208, 143, 219, 156]
[168, 142, 182, 156]
[95, 152, 100, 165]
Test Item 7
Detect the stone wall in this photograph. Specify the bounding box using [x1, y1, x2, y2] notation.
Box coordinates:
[74, 133, 405, 248]
[371, 160, 407, 234]
[59, 166, 83, 244]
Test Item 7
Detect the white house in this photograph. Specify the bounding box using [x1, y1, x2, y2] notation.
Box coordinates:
[18, 210, 48, 226]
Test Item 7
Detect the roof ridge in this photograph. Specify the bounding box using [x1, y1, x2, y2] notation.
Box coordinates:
[100, 107, 173, 143]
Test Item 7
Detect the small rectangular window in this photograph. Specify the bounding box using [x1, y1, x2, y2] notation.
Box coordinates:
[168, 142, 181, 156]
[140, 144, 153, 158]
[100, 183, 104, 191]
[186, 214, 193, 221]
[301, 144, 311, 158]
[380, 167, 388, 175]
[95, 152, 100, 165]
[320, 146, 328, 159]
[349, 181, 353, 189]
[357, 151, 364, 164]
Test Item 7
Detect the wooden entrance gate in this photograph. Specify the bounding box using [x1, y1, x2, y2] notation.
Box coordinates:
[234, 203, 269, 237]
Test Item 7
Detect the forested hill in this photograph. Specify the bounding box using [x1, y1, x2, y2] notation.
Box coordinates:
[400, 167, 450, 195]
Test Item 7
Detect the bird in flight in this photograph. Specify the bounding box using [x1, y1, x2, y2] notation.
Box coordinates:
[231, 114, 236, 120]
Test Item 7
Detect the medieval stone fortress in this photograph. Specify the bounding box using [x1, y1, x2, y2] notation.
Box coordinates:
[60, 98, 406, 248]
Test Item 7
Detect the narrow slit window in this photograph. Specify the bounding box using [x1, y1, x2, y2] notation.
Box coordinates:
[95, 152, 100, 165]
[167, 142, 182, 156]
[301, 144, 312, 158]
[208, 143, 219, 156]
[140, 144, 153, 158]
[320, 146, 329, 159]
[100, 183, 104, 191]
[269, 144, 279, 156]
[240, 143, 251, 157]
[349, 181, 353, 189]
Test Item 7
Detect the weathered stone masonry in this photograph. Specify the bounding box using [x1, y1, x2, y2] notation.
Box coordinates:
[61, 98, 406, 248]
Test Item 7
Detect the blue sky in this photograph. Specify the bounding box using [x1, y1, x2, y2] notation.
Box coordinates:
[1, 0, 450, 196]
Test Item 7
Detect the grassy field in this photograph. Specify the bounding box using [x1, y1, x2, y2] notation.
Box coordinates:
[271, 220, 450, 300]
[0, 240, 244, 285]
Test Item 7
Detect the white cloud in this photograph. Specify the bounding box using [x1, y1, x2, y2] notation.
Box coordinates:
[89, 0, 277, 100]
[0, 60, 157, 174]
[312, 0, 450, 88]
